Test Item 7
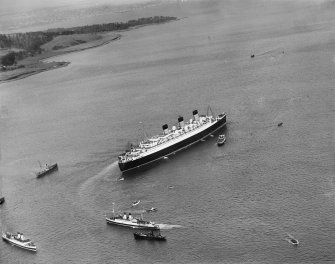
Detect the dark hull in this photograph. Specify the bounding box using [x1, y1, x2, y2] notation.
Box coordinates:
[36, 163, 58, 178]
[133, 233, 166, 241]
[119, 114, 226, 172]
[0, 197, 4, 204]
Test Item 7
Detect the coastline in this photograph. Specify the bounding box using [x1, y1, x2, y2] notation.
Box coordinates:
[0, 33, 121, 83]
[0, 17, 178, 83]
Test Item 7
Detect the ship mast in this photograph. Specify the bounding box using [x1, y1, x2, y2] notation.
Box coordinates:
[207, 105, 215, 116]
[139, 121, 148, 141]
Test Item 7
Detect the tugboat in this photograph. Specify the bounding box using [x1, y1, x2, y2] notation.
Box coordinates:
[2, 232, 37, 252]
[118, 109, 226, 172]
[106, 204, 159, 229]
[134, 229, 166, 241]
[217, 134, 226, 146]
[36, 162, 58, 178]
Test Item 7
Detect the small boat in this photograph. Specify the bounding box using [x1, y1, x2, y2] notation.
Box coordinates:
[278, 122, 283, 127]
[2, 232, 37, 252]
[132, 200, 140, 207]
[217, 134, 226, 146]
[0, 197, 5, 204]
[36, 162, 58, 178]
[134, 229, 166, 241]
[251, 54, 255, 58]
[146, 207, 158, 212]
[289, 238, 299, 246]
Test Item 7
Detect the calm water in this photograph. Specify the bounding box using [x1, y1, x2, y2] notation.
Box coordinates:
[1, 0, 334, 263]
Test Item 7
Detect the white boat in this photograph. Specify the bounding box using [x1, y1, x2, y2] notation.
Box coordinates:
[146, 207, 158, 212]
[106, 213, 159, 229]
[132, 200, 140, 207]
[106, 204, 159, 229]
[2, 232, 37, 252]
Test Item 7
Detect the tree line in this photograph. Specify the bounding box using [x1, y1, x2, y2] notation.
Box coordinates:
[1, 16, 177, 66]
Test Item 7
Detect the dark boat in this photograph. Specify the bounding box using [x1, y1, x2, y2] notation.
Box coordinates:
[0, 197, 4, 204]
[118, 109, 226, 172]
[217, 134, 226, 146]
[278, 122, 283, 127]
[289, 238, 299, 246]
[134, 229, 166, 241]
[36, 163, 58, 178]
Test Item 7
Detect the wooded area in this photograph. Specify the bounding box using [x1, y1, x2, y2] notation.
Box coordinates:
[0, 16, 176, 66]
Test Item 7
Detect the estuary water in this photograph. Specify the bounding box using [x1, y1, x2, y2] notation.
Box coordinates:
[0, 0, 334, 263]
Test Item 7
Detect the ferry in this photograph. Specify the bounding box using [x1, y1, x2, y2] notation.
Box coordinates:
[2, 232, 37, 252]
[118, 109, 226, 172]
[106, 212, 159, 229]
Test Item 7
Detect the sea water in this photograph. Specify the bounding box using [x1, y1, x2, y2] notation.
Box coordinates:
[0, 0, 334, 263]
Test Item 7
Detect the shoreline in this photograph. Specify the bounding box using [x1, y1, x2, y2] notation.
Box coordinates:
[0, 34, 121, 83]
[0, 17, 179, 84]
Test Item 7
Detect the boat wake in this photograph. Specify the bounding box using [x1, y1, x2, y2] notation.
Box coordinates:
[79, 161, 119, 197]
[156, 224, 183, 230]
[285, 233, 299, 244]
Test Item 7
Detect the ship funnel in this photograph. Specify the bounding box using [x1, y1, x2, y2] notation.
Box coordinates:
[178, 116, 184, 128]
[162, 124, 168, 134]
[193, 110, 199, 121]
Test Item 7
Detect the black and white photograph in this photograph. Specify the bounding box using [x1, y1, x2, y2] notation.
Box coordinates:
[0, 0, 334, 263]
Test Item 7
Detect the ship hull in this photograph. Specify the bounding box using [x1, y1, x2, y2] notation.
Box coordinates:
[36, 163, 58, 178]
[119, 114, 226, 172]
[2, 235, 37, 252]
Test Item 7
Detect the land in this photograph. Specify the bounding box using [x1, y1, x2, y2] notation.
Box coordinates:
[0, 33, 121, 82]
[0, 16, 176, 82]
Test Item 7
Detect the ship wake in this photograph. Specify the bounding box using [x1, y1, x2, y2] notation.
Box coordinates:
[79, 161, 119, 197]
[156, 224, 183, 230]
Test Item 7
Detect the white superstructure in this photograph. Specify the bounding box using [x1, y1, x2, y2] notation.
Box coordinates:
[2, 232, 37, 252]
[119, 111, 221, 163]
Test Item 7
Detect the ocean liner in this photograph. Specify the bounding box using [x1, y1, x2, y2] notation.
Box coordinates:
[118, 109, 226, 172]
